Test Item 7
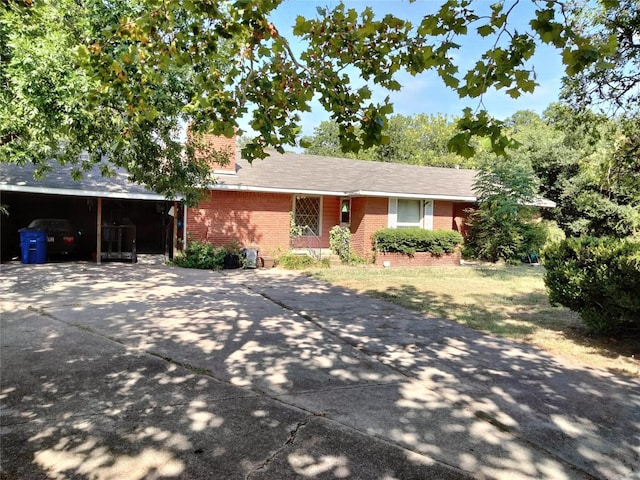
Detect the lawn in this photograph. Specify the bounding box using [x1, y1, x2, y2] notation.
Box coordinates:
[309, 264, 639, 378]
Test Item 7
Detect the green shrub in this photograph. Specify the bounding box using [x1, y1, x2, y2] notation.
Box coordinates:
[329, 225, 352, 263]
[173, 239, 226, 270]
[276, 252, 329, 269]
[372, 228, 463, 255]
[543, 236, 640, 335]
[540, 219, 566, 250]
[464, 205, 547, 262]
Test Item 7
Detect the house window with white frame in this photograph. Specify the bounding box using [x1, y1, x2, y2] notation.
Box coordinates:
[388, 198, 434, 230]
[396, 199, 422, 228]
[293, 195, 321, 236]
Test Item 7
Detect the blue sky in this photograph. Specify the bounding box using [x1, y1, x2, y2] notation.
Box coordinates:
[240, 0, 566, 140]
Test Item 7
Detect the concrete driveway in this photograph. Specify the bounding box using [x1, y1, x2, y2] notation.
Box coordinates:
[1, 262, 638, 479]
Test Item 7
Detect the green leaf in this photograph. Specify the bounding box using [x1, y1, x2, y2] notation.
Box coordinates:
[506, 88, 521, 99]
[293, 16, 311, 35]
[477, 24, 494, 37]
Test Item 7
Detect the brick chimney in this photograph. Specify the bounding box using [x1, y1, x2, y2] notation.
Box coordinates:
[187, 127, 237, 173]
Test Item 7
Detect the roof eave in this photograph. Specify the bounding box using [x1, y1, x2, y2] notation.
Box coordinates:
[0, 184, 176, 201]
[210, 184, 347, 196]
[351, 190, 477, 202]
[209, 184, 478, 201]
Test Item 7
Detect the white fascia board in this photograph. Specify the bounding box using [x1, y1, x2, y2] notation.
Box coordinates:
[209, 184, 478, 201]
[351, 190, 477, 202]
[524, 199, 557, 208]
[0, 184, 176, 201]
[210, 184, 347, 197]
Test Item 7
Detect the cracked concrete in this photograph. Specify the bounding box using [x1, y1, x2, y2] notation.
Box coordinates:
[1, 262, 639, 479]
[247, 416, 311, 479]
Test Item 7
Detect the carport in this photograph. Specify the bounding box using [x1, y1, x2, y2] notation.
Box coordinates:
[0, 162, 180, 263]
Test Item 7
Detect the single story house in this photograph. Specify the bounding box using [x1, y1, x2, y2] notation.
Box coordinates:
[187, 136, 481, 261]
[1, 134, 555, 263]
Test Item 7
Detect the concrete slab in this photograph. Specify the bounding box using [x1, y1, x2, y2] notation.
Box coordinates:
[1, 303, 455, 480]
[2, 262, 639, 479]
[228, 269, 640, 479]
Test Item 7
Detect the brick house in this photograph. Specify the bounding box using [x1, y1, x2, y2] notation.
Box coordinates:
[2, 135, 552, 264]
[184, 135, 480, 262]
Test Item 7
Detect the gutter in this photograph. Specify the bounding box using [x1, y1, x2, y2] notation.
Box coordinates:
[210, 183, 478, 202]
[350, 190, 477, 202]
[0, 184, 180, 201]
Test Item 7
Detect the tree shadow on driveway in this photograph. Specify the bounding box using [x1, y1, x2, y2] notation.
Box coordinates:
[232, 270, 640, 479]
[1, 263, 639, 479]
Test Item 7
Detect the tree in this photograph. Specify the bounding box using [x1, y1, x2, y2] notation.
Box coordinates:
[538, 104, 640, 237]
[475, 106, 640, 239]
[303, 114, 475, 168]
[1, 0, 627, 199]
[372, 114, 475, 167]
[561, 0, 639, 116]
[463, 158, 545, 263]
[1, 0, 216, 204]
[300, 121, 373, 159]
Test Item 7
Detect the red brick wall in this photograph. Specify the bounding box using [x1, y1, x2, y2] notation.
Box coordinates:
[187, 192, 476, 258]
[351, 197, 388, 258]
[188, 130, 237, 172]
[187, 190, 291, 255]
[320, 196, 340, 246]
[433, 200, 454, 230]
[375, 251, 461, 267]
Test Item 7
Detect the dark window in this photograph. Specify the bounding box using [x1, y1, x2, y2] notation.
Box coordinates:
[294, 196, 321, 236]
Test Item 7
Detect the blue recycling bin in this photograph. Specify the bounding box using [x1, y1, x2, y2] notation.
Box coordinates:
[19, 229, 48, 264]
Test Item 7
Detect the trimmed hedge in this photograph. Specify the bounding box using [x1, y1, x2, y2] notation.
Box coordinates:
[372, 228, 463, 255]
[543, 236, 640, 335]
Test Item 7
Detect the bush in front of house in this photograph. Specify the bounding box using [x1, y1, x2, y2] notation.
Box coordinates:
[329, 225, 352, 263]
[372, 228, 463, 255]
[462, 205, 548, 263]
[173, 239, 227, 270]
[543, 236, 640, 335]
[329, 225, 369, 264]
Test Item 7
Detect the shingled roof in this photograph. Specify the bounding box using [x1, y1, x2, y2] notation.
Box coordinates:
[0, 160, 167, 200]
[215, 152, 479, 201]
[1, 152, 479, 201]
[1, 153, 556, 206]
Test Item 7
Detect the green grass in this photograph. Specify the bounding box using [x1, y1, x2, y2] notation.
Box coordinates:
[308, 264, 640, 377]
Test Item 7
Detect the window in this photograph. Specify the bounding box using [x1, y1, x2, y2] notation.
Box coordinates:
[397, 199, 422, 228]
[340, 198, 351, 225]
[294, 196, 321, 236]
[388, 198, 434, 229]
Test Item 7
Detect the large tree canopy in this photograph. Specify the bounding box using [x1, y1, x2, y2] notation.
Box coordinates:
[561, 0, 639, 115]
[0, 0, 632, 201]
[302, 114, 475, 168]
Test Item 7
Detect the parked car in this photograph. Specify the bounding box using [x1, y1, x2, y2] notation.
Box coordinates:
[27, 219, 78, 256]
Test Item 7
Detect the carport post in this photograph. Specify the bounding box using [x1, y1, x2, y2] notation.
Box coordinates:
[96, 197, 102, 265]
[172, 201, 178, 258]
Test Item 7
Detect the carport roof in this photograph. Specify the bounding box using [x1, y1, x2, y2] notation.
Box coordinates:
[0, 161, 170, 201]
